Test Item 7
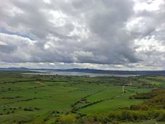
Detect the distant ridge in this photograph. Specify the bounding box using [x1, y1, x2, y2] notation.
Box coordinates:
[51, 68, 165, 76]
[0, 67, 165, 76]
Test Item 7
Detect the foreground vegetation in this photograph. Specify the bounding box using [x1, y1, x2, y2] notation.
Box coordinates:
[0, 71, 164, 124]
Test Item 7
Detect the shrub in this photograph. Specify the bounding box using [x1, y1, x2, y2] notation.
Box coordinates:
[57, 114, 77, 124]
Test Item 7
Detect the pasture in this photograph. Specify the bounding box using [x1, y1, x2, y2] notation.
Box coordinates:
[0, 72, 164, 124]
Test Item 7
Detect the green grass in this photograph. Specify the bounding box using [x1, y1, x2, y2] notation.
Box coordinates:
[122, 120, 165, 124]
[0, 72, 164, 123]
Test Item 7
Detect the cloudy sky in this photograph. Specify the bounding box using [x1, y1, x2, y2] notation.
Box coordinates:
[0, 0, 165, 70]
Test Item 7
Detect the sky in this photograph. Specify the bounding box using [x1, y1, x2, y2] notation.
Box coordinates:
[0, 0, 165, 70]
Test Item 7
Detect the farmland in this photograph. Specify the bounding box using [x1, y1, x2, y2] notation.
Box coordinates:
[0, 71, 164, 124]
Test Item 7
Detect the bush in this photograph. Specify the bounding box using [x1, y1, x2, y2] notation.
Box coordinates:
[57, 114, 77, 124]
[156, 112, 165, 121]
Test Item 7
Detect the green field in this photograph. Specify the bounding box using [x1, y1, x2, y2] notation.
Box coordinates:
[0, 72, 164, 124]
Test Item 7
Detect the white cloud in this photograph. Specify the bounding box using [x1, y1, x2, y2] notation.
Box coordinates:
[134, 0, 164, 12]
[0, 0, 165, 70]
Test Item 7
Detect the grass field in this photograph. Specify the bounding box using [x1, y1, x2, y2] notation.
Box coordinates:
[0, 72, 164, 124]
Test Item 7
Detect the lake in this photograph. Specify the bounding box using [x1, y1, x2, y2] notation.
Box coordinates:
[24, 70, 139, 77]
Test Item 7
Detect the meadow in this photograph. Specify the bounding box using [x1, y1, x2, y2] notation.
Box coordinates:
[0, 71, 164, 124]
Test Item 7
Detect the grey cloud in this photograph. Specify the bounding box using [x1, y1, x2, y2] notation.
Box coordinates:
[0, 0, 165, 69]
[0, 44, 15, 53]
[84, 0, 138, 64]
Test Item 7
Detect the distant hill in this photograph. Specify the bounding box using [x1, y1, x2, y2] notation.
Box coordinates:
[52, 68, 165, 76]
[0, 67, 165, 76]
[0, 67, 29, 71]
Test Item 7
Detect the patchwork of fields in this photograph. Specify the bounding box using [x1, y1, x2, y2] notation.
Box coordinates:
[0, 72, 164, 124]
